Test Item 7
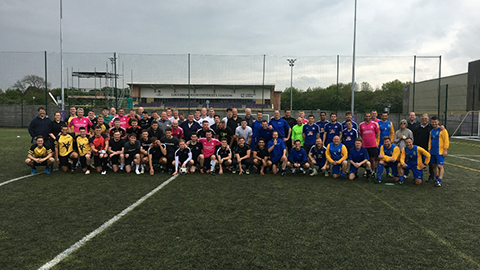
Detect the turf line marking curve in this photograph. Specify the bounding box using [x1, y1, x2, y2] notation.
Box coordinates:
[445, 162, 480, 173]
[37, 174, 179, 270]
[448, 154, 480, 163]
[0, 171, 49, 187]
[354, 182, 480, 269]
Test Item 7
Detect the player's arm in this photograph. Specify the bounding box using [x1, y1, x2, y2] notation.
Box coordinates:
[338, 145, 348, 163]
[253, 150, 259, 160]
[390, 125, 395, 139]
[160, 144, 167, 156]
[441, 129, 449, 156]
[55, 142, 60, 163]
[391, 147, 400, 161]
[268, 141, 275, 153]
[428, 131, 432, 152]
[325, 144, 334, 164]
[419, 147, 431, 166]
[400, 149, 406, 166]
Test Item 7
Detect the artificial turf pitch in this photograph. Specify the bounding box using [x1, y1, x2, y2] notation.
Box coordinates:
[1, 128, 480, 269]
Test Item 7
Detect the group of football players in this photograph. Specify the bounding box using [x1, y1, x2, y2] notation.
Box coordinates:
[26, 106, 449, 186]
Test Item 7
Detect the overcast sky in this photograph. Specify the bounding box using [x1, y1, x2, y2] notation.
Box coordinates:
[1, 0, 479, 90]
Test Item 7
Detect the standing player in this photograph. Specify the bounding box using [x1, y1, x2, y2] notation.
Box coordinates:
[341, 111, 358, 130]
[109, 118, 127, 139]
[147, 121, 164, 140]
[359, 112, 380, 177]
[348, 138, 372, 181]
[398, 138, 431, 185]
[215, 120, 234, 148]
[371, 110, 380, 123]
[258, 120, 273, 143]
[197, 120, 216, 139]
[342, 119, 358, 153]
[288, 140, 310, 175]
[308, 138, 329, 176]
[108, 130, 126, 172]
[68, 108, 92, 134]
[148, 137, 167, 175]
[215, 138, 233, 175]
[323, 112, 342, 145]
[124, 133, 142, 174]
[252, 138, 271, 175]
[95, 115, 108, 135]
[25, 135, 54, 175]
[109, 108, 128, 129]
[126, 118, 142, 139]
[325, 135, 348, 179]
[232, 136, 252, 175]
[251, 111, 264, 150]
[302, 115, 320, 152]
[198, 130, 221, 174]
[76, 127, 92, 174]
[428, 116, 449, 187]
[269, 110, 291, 145]
[291, 117, 305, 147]
[89, 125, 109, 175]
[187, 133, 204, 173]
[171, 120, 184, 140]
[377, 136, 400, 184]
[161, 128, 180, 174]
[268, 131, 288, 176]
[173, 140, 192, 176]
[316, 111, 329, 142]
[55, 125, 79, 173]
[235, 119, 253, 145]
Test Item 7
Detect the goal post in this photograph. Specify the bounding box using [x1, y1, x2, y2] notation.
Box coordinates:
[451, 110, 480, 140]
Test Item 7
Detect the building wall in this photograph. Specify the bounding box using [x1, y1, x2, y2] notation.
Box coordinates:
[468, 59, 480, 111]
[403, 73, 468, 115]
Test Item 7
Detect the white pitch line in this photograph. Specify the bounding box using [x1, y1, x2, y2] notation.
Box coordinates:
[38, 174, 178, 270]
[449, 154, 480, 163]
[0, 172, 43, 187]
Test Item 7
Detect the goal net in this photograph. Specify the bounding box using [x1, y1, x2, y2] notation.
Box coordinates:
[451, 111, 480, 140]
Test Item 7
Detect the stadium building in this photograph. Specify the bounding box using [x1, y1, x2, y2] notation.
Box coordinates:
[128, 83, 282, 110]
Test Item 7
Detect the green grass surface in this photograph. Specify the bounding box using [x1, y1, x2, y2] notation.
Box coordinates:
[1, 128, 480, 269]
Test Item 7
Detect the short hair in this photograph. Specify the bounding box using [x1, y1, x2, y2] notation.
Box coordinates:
[103, 107, 109, 111]
[114, 118, 120, 122]
[95, 125, 102, 130]
[258, 138, 265, 143]
[221, 137, 228, 142]
[272, 130, 279, 135]
[237, 136, 245, 141]
[219, 120, 226, 125]
[345, 119, 351, 123]
[151, 121, 158, 125]
[77, 108, 84, 112]
[113, 130, 121, 134]
[355, 138, 362, 142]
[36, 135, 44, 140]
[308, 115, 314, 118]
[150, 137, 158, 143]
[179, 139, 185, 143]
[130, 118, 138, 122]
[165, 127, 172, 132]
[431, 116, 439, 121]
[128, 133, 137, 138]
[151, 110, 157, 114]
[79, 127, 86, 131]
[345, 111, 352, 116]
[130, 109, 135, 112]
[405, 137, 413, 141]
[294, 139, 301, 144]
[203, 120, 209, 124]
[54, 111, 61, 116]
[383, 136, 391, 141]
[97, 114, 104, 118]
[382, 111, 388, 115]
[262, 119, 268, 123]
[284, 108, 291, 112]
[226, 108, 232, 112]
[190, 133, 197, 137]
[141, 129, 148, 133]
[38, 107, 46, 112]
[399, 119, 407, 125]
[205, 130, 213, 134]
[320, 111, 326, 115]
[142, 111, 148, 115]
[62, 124, 69, 128]
[330, 112, 337, 117]
[214, 114, 220, 118]
[241, 119, 247, 123]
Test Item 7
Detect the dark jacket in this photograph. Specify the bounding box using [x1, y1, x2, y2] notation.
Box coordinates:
[413, 123, 432, 150]
[28, 116, 52, 141]
[180, 121, 202, 141]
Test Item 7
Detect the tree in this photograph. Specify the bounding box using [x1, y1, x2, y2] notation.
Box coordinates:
[12, 75, 51, 92]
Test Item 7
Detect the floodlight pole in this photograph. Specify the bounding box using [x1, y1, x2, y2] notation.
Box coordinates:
[60, 0, 64, 111]
[351, 0, 357, 113]
[287, 59, 296, 111]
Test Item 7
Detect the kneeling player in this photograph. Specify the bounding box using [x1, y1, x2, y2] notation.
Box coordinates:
[124, 133, 141, 174]
[76, 127, 93, 174]
[232, 136, 251, 175]
[108, 130, 126, 172]
[55, 125, 79, 173]
[198, 130, 221, 174]
[253, 138, 271, 175]
[148, 137, 167, 175]
[398, 138, 431, 185]
[216, 138, 232, 174]
[288, 140, 309, 174]
[348, 138, 371, 181]
[90, 125, 109, 174]
[187, 133, 204, 173]
[377, 136, 400, 184]
[139, 129, 151, 174]
[173, 139, 192, 175]
[268, 131, 288, 176]
[326, 135, 348, 179]
[25, 135, 54, 174]
[308, 138, 329, 176]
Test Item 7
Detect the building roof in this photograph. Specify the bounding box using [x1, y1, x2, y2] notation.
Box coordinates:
[127, 83, 279, 92]
[72, 71, 120, 79]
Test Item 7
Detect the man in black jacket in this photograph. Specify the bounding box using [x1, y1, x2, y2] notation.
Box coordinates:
[29, 107, 52, 148]
[180, 113, 202, 141]
[413, 113, 434, 181]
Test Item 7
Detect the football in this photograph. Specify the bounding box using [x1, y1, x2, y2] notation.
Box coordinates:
[180, 167, 187, 175]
